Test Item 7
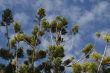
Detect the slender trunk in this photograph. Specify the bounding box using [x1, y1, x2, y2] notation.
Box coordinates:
[73, 40, 97, 64]
[82, 40, 97, 62]
[15, 42, 19, 73]
[59, 30, 62, 45]
[5, 24, 10, 50]
[97, 42, 108, 73]
[56, 27, 58, 45]
[71, 33, 75, 50]
[5, 24, 12, 63]
[38, 18, 41, 31]
[24, 39, 35, 73]
[50, 29, 53, 45]
[32, 47, 35, 73]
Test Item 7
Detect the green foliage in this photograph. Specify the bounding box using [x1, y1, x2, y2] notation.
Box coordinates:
[48, 45, 64, 58]
[27, 49, 33, 56]
[41, 61, 52, 72]
[37, 8, 46, 19]
[9, 36, 16, 48]
[29, 36, 37, 46]
[25, 35, 40, 46]
[17, 47, 24, 58]
[102, 56, 110, 65]
[82, 62, 97, 73]
[32, 26, 39, 36]
[53, 57, 62, 67]
[103, 34, 110, 43]
[20, 64, 28, 73]
[50, 16, 68, 33]
[27, 49, 46, 63]
[32, 25, 44, 37]
[13, 22, 21, 33]
[1, 8, 13, 26]
[72, 24, 79, 35]
[81, 44, 93, 54]
[37, 30, 45, 36]
[1, 7, 110, 73]
[37, 50, 46, 59]
[0, 48, 13, 60]
[90, 51, 101, 61]
[53, 57, 65, 72]
[95, 32, 101, 38]
[72, 63, 82, 73]
[14, 33, 25, 41]
[9, 33, 25, 48]
[41, 19, 49, 30]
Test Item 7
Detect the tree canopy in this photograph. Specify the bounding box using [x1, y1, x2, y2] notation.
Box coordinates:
[0, 8, 110, 73]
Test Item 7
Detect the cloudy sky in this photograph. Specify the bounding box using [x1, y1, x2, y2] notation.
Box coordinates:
[0, 0, 110, 72]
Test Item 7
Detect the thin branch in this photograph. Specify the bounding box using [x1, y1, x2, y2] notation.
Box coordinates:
[5, 24, 10, 50]
[74, 40, 97, 64]
[97, 42, 108, 73]
[67, 40, 97, 67]
[50, 29, 53, 45]
[15, 41, 19, 73]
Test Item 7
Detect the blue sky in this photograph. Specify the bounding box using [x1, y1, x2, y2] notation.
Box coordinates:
[0, 0, 110, 72]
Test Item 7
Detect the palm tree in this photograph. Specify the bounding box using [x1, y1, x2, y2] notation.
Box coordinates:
[97, 34, 110, 73]
[1, 8, 13, 50]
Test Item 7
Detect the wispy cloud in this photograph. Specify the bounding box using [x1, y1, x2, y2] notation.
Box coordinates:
[0, 1, 110, 72]
[78, 1, 109, 26]
[14, 12, 30, 26]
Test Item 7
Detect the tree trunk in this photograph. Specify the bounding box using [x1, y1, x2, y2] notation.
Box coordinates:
[5, 24, 10, 50]
[97, 42, 108, 73]
[15, 42, 19, 73]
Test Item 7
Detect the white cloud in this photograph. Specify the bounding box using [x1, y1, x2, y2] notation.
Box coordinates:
[14, 12, 30, 26]
[92, 28, 110, 41]
[78, 1, 109, 26]
[106, 46, 110, 56]
[41, 37, 50, 49]
[33, 0, 82, 23]
[65, 34, 81, 48]
[80, 0, 84, 3]
[0, 0, 31, 9]
[63, 34, 81, 56]
[0, 0, 5, 9]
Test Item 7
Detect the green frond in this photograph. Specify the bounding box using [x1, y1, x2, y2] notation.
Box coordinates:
[53, 57, 62, 67]
[82, 62, 97, 72]
[48, 45, 64, 58]
[81, 44, 93, 54]
[95, 32, 101, 38]
[13, 22, 21, 33]
[72, 63, 82, 73]
[32, 26, 39, 36]
[103, 34, 110, 43]
[14, 33, 25, 41]
[72, 24, 79, 35]
[41, 19, 49, 29]
[9, 37, 16, 48]
[1, 8, 13, 25]
[102, 56, 110, 65]
[20, 64, 28, 73]
[90, 51, 101, 61]
[36, 50, 46, 59]
[0, 48, 13, 60]
[37, 8, 46, 19]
